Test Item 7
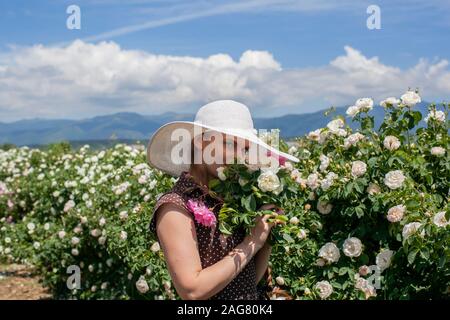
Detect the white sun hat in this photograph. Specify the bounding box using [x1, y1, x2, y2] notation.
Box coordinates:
[146, 100, 299, 177]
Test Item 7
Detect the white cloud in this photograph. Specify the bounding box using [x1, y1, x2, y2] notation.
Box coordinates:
[0, 40, 449, 121]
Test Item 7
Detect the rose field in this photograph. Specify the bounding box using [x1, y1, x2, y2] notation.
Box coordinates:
[0, 91, 449, 300]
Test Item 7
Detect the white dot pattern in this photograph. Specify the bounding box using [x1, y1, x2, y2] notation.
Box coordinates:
[149, 171, 266, 300]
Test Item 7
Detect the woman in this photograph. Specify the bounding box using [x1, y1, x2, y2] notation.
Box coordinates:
[147, 100, 299, 300]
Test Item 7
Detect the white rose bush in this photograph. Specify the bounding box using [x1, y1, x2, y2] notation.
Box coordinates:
[0, 90, 449, 300]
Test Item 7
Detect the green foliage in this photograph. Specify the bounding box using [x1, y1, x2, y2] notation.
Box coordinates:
[0, 96, 449, 300]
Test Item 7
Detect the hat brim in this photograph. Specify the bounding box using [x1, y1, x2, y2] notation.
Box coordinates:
[146, 121, 299, 177]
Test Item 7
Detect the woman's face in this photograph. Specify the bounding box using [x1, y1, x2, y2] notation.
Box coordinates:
[194, 132, 250, 178]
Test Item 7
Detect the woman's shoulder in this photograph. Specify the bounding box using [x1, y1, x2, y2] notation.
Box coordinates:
[149, 191, 190, 235]
[153, 190, 187, 213]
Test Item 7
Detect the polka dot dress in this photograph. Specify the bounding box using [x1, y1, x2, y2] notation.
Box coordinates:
[149, 171, 267, 300]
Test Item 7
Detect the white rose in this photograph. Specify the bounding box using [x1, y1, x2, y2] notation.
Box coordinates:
[424, 110, 445, 123]
[346, 105, 360, 117]
[308, 129, 322, 142]
[44, 223, 50, 231]
[288, 146, 298, 155]
[64, 200, 76, 213]
[275, 276, 285, 286]
[387, 204, 406, 223]
[71, 248, 79, 256]
[355, 97, 373, 110]
[358, 265, 370, 276]
[73, 225, 83, 234]
[354, 276, 377, 299]
[151, 241, 161, 253]
[315, 280, 333, 299]
[58, 230, 66, 239]
[27, 222, 36, 231]
[380, 97, 400, 108]
[216, 167, 227, 181]
[327, 118, 345, 134]
[366, 183, 381, 195]
[306, 173, 320, 190]
[135, 276, 149, 294]
[138, 175, 148, 184]
[80, 216, 88, 224]
[400, 91, 421, 107]
[119, 211, 128, 220]
[321, 172, 338, 191]
[384, 170, 405, 189]
[71, 237, 80, 246]
[376, 249, 394, 272]
[290, 169, 302, 183]
[433, 211, 450, 228]
[318, 242, 340, 263]
[98, 236, 106, 245]
[289, 217, 299, 225]
[431, 146, 446, 156]
[402, 222, 424, 240]
[297, 229, 307, 239]
[343, 237, 363, 257]
[317, 200, 333, 215]
[33, 242, 40, 250]
[90, 229, 101, 237]
[343, 132, 365, 149]
[383, 136, 401, 151]
[319, 154, 330, 172]
[351, 161, 367, 178]
[257, 170, 282, 194]
[99, 217, 106, 226]
[120, 231, 128, 241]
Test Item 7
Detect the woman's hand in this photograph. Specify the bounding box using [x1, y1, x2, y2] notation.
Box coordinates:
[248, 204, 283, 250]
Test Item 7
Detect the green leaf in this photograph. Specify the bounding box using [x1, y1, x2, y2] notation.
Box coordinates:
[438, 255, 446, 268]
[408, 249, 418, 264]
[368, 157, 378, 168]
[218, 223, 233, 235]
[355, 206, 365, 218]
[359, 254, 369, 265]
[338, 267, 347, 276]
[419, 248, 430, 260]
[241, 194, 256, 212]
[405, 200, 420, 210]
[208, 178, 220, 190]
[282, 233, 295, 243]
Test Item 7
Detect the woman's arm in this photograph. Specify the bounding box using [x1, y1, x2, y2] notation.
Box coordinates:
[155, 203, 272, 300]
[254, 241, 272, 284]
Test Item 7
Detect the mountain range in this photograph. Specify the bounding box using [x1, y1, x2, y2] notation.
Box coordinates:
[0, 103, 430, 146]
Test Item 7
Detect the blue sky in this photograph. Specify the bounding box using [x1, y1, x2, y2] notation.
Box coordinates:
[1, 0, 450, 121]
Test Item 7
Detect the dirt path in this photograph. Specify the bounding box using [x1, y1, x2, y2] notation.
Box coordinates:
[0, 264, 52, 300]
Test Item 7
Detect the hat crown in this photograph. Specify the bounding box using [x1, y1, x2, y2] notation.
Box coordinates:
[194, 100, 254, 130]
